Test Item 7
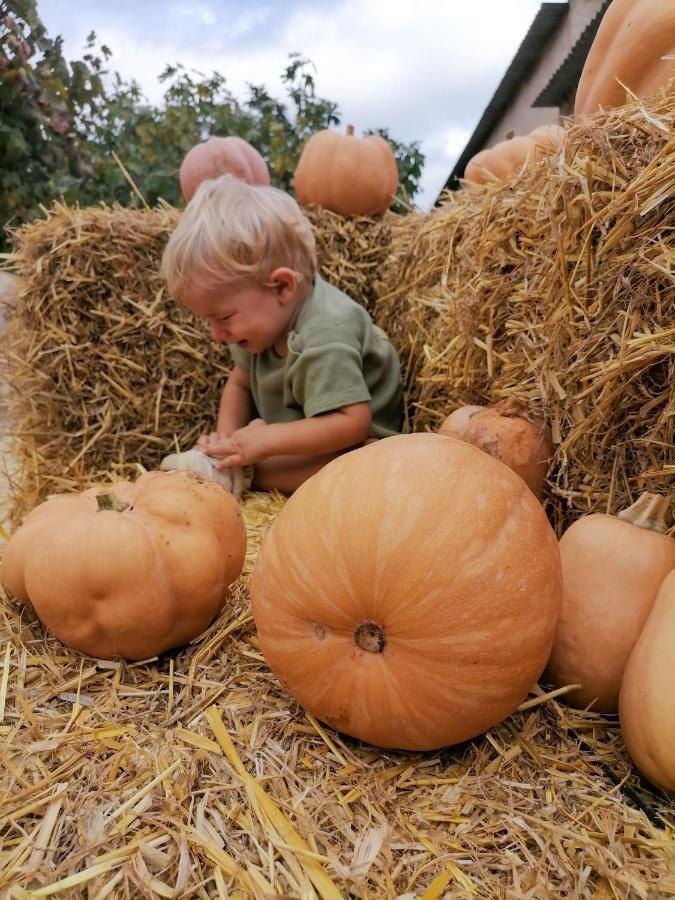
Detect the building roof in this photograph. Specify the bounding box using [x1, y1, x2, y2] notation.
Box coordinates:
[436, 2, 568, 200]
[533, 0, 612, 106]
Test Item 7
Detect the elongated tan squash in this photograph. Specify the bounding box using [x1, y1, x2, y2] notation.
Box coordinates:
[619, 569, 675, 793]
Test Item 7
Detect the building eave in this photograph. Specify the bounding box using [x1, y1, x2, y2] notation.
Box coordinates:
[532, 0, 612, 106]
[435, 2, 568, 202]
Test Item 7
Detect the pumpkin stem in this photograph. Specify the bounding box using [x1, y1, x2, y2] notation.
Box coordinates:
[346, 123, 355, 137]
[96, 491, 130, 513]
[354, 622, 386, 653]
[617, 492, 670, 534]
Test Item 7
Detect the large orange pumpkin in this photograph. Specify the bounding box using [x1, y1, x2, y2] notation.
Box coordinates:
[574, 0, 675, 115]
[294, 124, 399, 217]
[619, 569, 675, 793]
[1, 471, 247, 660]
[251, 434, 562, 750]
[545, 493, 675, 712]
[179, 136, 270, 201]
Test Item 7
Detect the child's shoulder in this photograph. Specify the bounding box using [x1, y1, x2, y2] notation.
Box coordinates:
[302, 274, 370, 329]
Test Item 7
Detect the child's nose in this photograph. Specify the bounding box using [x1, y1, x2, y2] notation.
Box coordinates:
[210, 322, 229, 342]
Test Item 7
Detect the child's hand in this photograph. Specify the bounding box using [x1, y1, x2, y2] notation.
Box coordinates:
[197, 431, 231, 455]
[209, 419, 270, 469]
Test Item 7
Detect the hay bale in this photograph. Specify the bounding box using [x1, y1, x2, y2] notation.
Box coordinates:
[1, 203, 395, 523]
[376, 93, 675, 531]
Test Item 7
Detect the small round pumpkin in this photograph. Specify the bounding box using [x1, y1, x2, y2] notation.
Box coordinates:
[545, 493, 675, 712]
[438, 404, 485, 438]
[251, 434, 562, 750]
[179, 136, 270, 201]
[619, 569, 675, 793]
[1, 471, 247, 660]
[440, 400, 552, 500]
[294, 124, 399, 217]
[574, 0, 675, 116]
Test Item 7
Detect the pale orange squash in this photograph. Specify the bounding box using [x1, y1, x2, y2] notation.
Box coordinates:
[251, 434, 562, 750]
[545, 493, 675, 712]
[1, 471, 247, 660]
[464, 125, 565, 185]
[179, 136, 270, 201]
[619, 569, 675, 793]
[529, 123, 567, 157]
[464, 135, 536, 185]
[439, 400, 553, 500]
[294, 124, 399, 217]
[575, 0, 675, 115]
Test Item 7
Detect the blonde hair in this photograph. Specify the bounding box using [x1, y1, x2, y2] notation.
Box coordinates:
[161, 174, 317, 297]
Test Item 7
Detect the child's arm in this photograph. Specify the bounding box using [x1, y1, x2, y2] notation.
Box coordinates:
[212, 402, 372, 470]
[217, 366, 252, 434]
[198, 366, 252, 453]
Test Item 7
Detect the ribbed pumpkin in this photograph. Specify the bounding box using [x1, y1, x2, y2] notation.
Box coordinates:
[545, 493, 675, 712]
[294, 124, 399, 217]
[439, 400, 553, 500]
[1, 471, 247, 660]
[251, 434, 562, 751]
[575, 0, 675, 115]
[619, 569, 675, 793]
[179, 136, 270, 201]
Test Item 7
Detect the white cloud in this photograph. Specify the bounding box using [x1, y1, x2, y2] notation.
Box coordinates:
[40, 0, 544, 210]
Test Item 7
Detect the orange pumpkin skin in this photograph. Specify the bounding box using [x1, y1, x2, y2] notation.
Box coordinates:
[1, 471, 247, 660]
[440, 401, 552, 500]
[294, 125, 399, 217]
[438, 405, 485, 438]
[464, 135, 535, 184]
[574, 0, 675, 115]
[460, 400, 553, 501]
[545, 494, 675, 712]
[251, 434, 562, 751]
[619, 570, 675, 793]
[179, 136, 270, 201]
[529, 124, 566, 158]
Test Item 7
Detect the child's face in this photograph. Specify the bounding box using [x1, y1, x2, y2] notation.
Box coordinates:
[181, 272, 301, 354]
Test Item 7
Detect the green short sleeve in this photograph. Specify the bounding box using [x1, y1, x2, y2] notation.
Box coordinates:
[287, 341, 372, 417]
[228, 343, 251, 374]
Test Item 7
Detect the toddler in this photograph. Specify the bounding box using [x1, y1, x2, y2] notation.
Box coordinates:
[159, 174, 403, 497]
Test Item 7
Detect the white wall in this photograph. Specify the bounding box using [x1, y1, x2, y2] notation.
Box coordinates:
[485, 0, 607, 145]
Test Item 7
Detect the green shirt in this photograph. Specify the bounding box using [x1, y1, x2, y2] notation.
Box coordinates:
[228, 274, 403, 438]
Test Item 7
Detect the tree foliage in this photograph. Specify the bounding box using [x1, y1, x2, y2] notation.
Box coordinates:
[0, 0, 425, 250]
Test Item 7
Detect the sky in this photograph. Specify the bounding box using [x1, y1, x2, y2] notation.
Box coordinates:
[39, 0, 546, 210]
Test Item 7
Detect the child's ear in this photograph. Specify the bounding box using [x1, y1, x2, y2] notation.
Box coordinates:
[269, 267, 298, 301]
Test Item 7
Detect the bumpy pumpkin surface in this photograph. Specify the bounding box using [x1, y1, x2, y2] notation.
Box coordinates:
[251, 434, 562, 750]
[574, 0, 675, 115]
[294, 124, 399, 217]
[1, 471, 247, 660]
[179, 136, 270, 201]
[545, 493, 675, 712]
[619, 570, 675, 793]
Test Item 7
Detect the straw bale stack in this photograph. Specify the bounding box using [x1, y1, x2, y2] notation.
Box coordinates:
[377, 95, 675, 531]
[1, 204, 394, 523]
[0, 491, 673, 898]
